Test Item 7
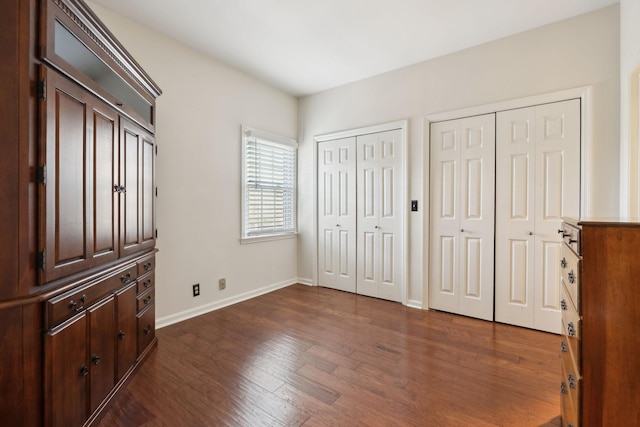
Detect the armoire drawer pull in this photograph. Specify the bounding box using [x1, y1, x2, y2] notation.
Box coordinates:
[560, 299, 567, 311]
[80, 364, 89, 377]
[143, 324, 152, 335]
[561, 382, 568, 394]
[568, 271, 575, 284]
[561, 257, 567, 268]
[567, 322, 576, 337]
[561, 341, 568, 352]
[91, 354, 101, 365]
[118, 331, 126, 340]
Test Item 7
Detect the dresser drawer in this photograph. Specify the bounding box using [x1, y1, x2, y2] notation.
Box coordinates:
[137, 272, 155, 295]
[137, 305, 155, 356]
[137, 255, 155, 277]
[137, 287, 155, 312]
[561, 245, 581, 312]
[561, 360, 581, 427]
[562, 222, 581, 255]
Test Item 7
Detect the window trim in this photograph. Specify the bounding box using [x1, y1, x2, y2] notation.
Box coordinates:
[241, 125, 298, 243]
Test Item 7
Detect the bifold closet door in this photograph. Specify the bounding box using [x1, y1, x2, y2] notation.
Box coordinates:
[495, 99, 580, 333]
[429, 114, 495, 321]
[317, 138, 357, 293]
[356, 129, 403, 302]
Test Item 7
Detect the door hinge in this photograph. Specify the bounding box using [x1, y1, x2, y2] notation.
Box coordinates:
[155, 145, 157, 155]
[155, 187, 157, 197]
[37, 250, 46, 270]
[37, 79, 46, 100]
[155, 229, 158, 239]
[37, 165, 47, 185]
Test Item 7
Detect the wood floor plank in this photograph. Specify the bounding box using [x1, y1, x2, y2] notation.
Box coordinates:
[95, 284, 561, 426]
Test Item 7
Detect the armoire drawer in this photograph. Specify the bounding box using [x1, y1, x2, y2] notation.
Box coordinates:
[46, 267, 133, 328]
[560, 245, 581, 312]
[137, 255, 155, 277]
[137, 272, 155, 294]
[137, 305, 155, 356]
[137, 288, 154, 312]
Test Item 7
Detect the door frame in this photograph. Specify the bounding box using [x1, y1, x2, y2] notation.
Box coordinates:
[422, 86, 593, 311]
[312, 120, 409, 305]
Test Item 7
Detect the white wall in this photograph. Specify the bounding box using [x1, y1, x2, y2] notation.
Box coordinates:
[620, 0, 640, 215]
[298, 6, 620, 307]
[88, 3, 299, 326]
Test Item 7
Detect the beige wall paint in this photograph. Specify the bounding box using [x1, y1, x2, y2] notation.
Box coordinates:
[88, 3, 299, 324]
[298, 6, 620, 306]
[620, 0, 640, 215]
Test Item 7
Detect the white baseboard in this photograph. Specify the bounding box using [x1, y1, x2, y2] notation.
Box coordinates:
[296, 277, 315, 286]
[406, 299, 423, 310]
[156, 278, 298, 329]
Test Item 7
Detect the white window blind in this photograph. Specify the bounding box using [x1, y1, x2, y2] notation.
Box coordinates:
[242, 126, 297, 240]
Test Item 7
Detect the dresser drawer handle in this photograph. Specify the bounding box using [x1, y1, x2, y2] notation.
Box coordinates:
[560, 299, 567, 311]
[567, 322, 576, 337]
[561, 382, 568, 394]
[118, 331, 126, 340]
[91, 354, 101, 365]
[144, 262, 152, 271]
[143, 280, 151, 289]
[143, 296, 152, 305]
[121, 272, 131, 283]
[143, 324, 152, 335]
[569, 238, 577, 244]
[561, 341, 568, 353]
[568, 373, 576, 389]
[68, 300, 77, 310]
[560, 257, 567, 269]
[568, 271, 576, 284]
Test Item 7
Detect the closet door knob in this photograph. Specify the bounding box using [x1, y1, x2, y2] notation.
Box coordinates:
[460, 229, 465, 233]
[336, 224, 341, 227]
[529, 232, 534, 236]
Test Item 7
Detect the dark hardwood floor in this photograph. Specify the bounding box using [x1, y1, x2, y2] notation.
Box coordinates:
[96, 284, 561, 426]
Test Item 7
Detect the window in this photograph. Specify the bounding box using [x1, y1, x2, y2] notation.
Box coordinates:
[241, 126, 297, 242]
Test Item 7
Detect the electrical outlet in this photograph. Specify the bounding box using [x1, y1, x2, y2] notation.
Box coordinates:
[192, 283, 200, 297]
[219, 278, 226, 290]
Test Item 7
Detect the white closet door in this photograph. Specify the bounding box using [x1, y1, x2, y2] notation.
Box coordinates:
[317, 138, 356, 293]
[356, 129, 403, 302]
[495, 99, 580, 333]
[429, 114, 495, 321]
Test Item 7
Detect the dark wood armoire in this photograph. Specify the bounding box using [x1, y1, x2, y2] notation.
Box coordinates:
[0, 0, 161, 425]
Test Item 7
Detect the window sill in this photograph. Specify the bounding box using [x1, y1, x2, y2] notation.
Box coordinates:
[240, 232, 298, 245]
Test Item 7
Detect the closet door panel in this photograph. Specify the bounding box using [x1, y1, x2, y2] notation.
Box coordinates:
[357, 129, 403, 302]
[496, 107, 536, 328]
[496, 99, 580, 333]
[533, 99, 580, 332]
[317, 138, 356, 293]
[430, 114, 495, 320]
[429, 122, 461, 312]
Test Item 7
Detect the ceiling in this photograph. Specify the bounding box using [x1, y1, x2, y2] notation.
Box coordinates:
[89, 0, 619, 97]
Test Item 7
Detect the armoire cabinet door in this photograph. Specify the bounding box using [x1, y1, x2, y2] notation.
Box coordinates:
[115, 282, 138, 381]
[87, 296, 116, 414]
[120, 118, 156, 257]
[40, 68, 119, 284]
[45, 313, 88, 427]
[429, 114, 496, 321]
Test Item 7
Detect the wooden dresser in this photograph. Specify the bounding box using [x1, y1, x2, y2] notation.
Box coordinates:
[560, 218, 640, 427]
[0, 0, 160, 425]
